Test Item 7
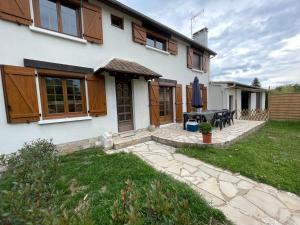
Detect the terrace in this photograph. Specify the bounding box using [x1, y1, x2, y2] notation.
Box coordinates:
[112, 120, 265, 150]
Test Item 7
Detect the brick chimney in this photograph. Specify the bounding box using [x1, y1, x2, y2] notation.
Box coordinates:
[193, 27, 208, 47]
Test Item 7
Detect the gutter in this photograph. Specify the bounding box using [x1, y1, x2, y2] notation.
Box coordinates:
[225, 83, 237, 89]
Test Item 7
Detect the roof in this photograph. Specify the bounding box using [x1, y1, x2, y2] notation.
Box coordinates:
[96, 58, 162, 78]
[98, 0, 217, 56]
[211, 81, 267, 91]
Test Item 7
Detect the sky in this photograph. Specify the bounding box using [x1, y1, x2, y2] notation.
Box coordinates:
[118, 0, 300, 88]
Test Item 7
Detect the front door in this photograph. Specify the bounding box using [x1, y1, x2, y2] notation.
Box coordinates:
[159, 86, 173, 124]
[116, 78, 133, 132]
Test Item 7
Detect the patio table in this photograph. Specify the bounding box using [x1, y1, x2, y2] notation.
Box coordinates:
[183, 109, 228, 130]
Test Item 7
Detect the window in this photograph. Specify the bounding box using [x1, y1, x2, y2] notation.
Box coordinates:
[40, 74, 86, 119]
[192, 52, 203, 70]
[111, 14, 124, 29]
[146, 34, 167, 51]
[39, 0, 58, 31]
[34, 0, 81, 37]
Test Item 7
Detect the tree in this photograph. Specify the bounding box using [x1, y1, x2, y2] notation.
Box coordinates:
[252, 77, 261, 87]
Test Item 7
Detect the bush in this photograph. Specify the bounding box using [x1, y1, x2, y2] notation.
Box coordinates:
[0, 139, 93, 225]
[200, 122, 212, 135]
[111, 180, 195, 225]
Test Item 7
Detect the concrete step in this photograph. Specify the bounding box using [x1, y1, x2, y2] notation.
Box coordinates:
[113, 131, 152, 150]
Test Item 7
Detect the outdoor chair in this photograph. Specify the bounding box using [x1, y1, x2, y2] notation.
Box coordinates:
[221, 111, 230, 128]
[228, 110, 236, 125]
[213, 113, 223, 130]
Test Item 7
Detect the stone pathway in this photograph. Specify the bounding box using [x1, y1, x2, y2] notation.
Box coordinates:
[107, 141, 300, 225]
[113, 120, 265, 149]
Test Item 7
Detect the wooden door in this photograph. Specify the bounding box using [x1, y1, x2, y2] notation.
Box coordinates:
[186, 85, 193, 112]
[116, 78, 133, 132]
[149, 80, 160, 127]
[175, 84, 183, 122]
[159, 86, 173, 124]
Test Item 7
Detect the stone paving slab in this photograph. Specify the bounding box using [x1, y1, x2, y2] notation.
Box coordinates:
[112, 120, 265, 150]
[107, 141, 300, 225]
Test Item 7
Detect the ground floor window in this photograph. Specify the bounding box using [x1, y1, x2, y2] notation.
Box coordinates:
[39, 75, 86, 119]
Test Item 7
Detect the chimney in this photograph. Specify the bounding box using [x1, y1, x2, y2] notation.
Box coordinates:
[193, 27, 208, 47]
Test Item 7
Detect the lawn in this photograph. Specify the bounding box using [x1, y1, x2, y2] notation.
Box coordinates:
[177, 120, 300, 195]
[0, 148, 231, 225]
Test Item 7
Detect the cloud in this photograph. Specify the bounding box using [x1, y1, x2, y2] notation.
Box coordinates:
[269, 34, 300, 58]
[118, 0, 300, 88]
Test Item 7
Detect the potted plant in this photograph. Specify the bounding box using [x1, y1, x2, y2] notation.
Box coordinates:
[200, 122, 212, 144]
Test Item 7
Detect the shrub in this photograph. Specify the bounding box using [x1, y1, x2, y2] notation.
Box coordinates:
[111, 180, 195, 225]
[200, 122, 212, 135]
[0, 139, 93, 225]
[0, 139, 59, 224]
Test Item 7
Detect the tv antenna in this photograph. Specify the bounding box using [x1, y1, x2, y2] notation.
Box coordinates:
[190, 9, 204, 38]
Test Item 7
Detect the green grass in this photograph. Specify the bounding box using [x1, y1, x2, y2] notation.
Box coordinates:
[0, 148, 230, 224]
[177, 121, 300, 195]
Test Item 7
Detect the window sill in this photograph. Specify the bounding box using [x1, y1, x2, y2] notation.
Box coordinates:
[29, 26, 87, 44]
[38, 116, 92, 125]
[145, 45, 170, 55]
[192, 68, 204, 73]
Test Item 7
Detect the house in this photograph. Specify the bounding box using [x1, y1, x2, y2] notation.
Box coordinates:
[209, 81, 267, 118]
[0, 0, 216, 154]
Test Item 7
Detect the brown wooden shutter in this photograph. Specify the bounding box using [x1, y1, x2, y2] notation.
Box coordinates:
[132, 22, 147, 45]
[149, 80, 160, 127]
[186, 85, 193, 112]
[201, 85, 208, 111]
[1, 65, 39, 123]
[168, 39, 178, 55]
[0, 0, 32, 26]
[87, 75, 107, 116]
[187, 47, 193, 69]
[175, 84, 183, 122]
[82, 3, 103, 44]
[203, 53, 209, 73]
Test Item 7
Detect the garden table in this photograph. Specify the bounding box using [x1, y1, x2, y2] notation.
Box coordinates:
[183, 109, 228, 130]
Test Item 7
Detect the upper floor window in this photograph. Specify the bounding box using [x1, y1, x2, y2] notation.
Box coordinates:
[192, 52, 203, 71]
[146, 34, 167, 51]
[111, 14, 124, 29]
[33, 0, 81, 37]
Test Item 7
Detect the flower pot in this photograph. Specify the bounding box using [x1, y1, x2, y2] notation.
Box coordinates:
[202, 133, 212, 144]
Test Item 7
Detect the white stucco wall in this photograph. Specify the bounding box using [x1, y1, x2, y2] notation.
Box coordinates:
[235, 89, 242, 118]
[0, 0, 212, 153]
[0, 71, 119, 153]
[226, 89, 236, 110]
[261, 92, 266, 110]
[133, 78, 150, 130]
[208, 83, 226, 110]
